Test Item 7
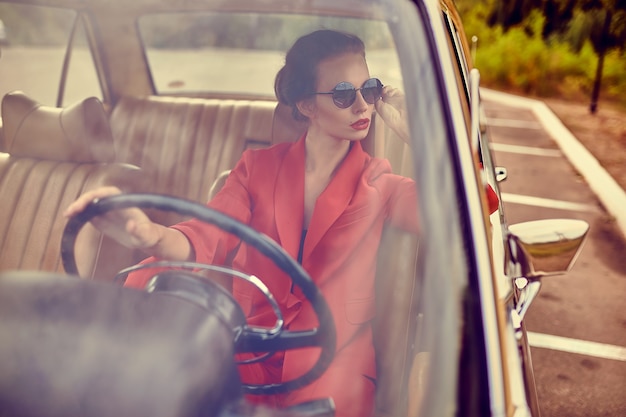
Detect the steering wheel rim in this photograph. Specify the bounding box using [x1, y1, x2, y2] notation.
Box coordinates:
[61, 193, 336, 395]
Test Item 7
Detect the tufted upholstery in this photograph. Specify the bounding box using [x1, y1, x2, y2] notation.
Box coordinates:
[0, 92, 149, 280]
[109, 97, 397, 201]
[110, 96, 278, 205]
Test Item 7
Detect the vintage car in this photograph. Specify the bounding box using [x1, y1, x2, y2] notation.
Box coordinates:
[0, 0, 589, 416]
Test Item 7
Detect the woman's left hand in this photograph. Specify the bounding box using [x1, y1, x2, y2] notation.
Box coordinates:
[375, 85, 409, 143]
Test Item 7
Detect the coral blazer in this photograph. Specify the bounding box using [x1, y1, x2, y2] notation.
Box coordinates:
[126, 136, 418, 416]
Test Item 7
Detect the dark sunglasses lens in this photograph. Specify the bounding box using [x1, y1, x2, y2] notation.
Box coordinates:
[361, 79, 382, 104]
[332, 82, 357, 109]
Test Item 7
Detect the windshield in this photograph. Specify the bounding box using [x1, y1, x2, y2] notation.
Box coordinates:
[139, 12, 402, 97]
[0, 1, 478, 416]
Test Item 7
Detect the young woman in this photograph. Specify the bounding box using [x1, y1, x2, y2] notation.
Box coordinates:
[65, 29, 416, 417]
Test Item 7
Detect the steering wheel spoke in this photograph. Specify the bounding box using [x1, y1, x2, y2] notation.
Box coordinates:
[237, 327, 323, 352]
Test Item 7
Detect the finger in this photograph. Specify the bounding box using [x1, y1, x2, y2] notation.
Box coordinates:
[382, 85, 396, 96]
[381, 86, 392, 101]
[63, 186, 122, 217]
[64, 190, 106, 217]
[383, 88, 402, 101]
[375, 98, 387, 114]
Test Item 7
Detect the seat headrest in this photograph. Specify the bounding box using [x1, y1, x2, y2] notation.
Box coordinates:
[271, 102, 308, 144]
[0, 91, 115, 162]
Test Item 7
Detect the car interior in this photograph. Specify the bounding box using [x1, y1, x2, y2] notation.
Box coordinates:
[0, 1, 440, 415]
[0, 85, 423, 415]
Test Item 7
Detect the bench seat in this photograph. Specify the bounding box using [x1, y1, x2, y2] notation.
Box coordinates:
[110, 96, 280, 204]
[0, 91, 150, 280]
[108, 95, 413, 206]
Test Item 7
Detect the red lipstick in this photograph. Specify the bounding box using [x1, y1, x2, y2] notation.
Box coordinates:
[351, 118, 370, 130]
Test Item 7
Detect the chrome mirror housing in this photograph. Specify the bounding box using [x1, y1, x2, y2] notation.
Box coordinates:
[508, 219, 589, 280]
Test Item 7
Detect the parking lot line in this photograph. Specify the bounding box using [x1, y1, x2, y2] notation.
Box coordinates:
[501, 193, 600, 213]
[490, 142, 562, 158]
[528, 332, 626, 362]
[485, 117, 542, 130]
[482, 87, 626, 239]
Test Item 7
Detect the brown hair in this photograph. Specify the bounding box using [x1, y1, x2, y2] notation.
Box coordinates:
[274, 30, 366, 121]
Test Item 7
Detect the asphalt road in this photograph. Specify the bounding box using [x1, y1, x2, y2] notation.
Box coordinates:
[482, 90, 626, 417]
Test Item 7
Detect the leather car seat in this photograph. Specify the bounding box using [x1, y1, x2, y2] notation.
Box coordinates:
[0, 91, 150, 280]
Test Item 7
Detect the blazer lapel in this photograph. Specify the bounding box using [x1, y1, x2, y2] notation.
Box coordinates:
[303, 141, 369, 260]
[274, 136, 306, 260]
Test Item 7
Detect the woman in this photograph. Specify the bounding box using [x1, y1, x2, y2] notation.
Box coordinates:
[65, 29, 417, 417]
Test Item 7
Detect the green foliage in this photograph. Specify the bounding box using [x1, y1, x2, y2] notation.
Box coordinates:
[459, 3, 626, 106]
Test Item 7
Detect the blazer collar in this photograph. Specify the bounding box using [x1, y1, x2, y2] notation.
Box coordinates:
[274, 136, 306, 260]
[274, 135, 369, 262]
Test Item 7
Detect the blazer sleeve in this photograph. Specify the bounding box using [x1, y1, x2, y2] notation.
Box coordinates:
[172, 150, 255, 265]
[124, 151, 256, 288]
[387, 175, 419, 233]
[368, 158, 419, 233]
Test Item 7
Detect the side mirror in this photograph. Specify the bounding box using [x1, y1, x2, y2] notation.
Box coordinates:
[508, 219, 589, 330]
[508, 219, 589, 280]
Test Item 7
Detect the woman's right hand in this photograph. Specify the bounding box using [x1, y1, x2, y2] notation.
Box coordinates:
[63, 186, 163, 251]
[375, 85, 409, 143]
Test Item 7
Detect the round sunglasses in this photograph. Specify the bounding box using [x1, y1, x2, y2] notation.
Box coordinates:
[314, 78, 383, 109]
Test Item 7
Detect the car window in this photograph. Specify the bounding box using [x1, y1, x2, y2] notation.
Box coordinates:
[134, 7, 471, 415]
[138, 12, 402, 97]
[0, 1, 483, 416]
[0, 3, 101, 106]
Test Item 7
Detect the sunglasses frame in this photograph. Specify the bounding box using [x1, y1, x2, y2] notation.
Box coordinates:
[314, 78, 383, 109]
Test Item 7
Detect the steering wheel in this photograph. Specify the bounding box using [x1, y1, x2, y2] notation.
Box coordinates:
[61, 193, 336, 395]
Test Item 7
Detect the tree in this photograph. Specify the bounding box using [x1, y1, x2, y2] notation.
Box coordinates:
[487, 0, 543, 29]
[488, 0, 626, 113]
[575, 1, 626, 113]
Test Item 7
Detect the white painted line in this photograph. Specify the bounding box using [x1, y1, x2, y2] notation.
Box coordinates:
[481, 88, 626, 239]
[501, 193, 599, 213]
[486, 117, 542, 129]
[528, 332, 626, 362]
[490, 142, 562, 157]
